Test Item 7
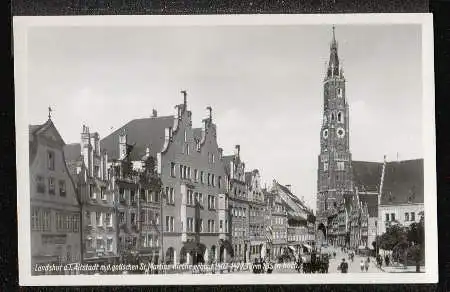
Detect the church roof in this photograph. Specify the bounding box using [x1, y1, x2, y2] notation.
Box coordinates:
[64, 143, 82, 162]
[352, 161, 383, 193]
[381, 159, 424, 205]
[100, 116, 174, 161]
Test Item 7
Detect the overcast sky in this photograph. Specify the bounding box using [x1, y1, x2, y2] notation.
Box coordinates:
[26, 24, 423, 211]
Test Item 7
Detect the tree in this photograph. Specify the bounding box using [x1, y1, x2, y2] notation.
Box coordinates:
[379, 225, 407, 251]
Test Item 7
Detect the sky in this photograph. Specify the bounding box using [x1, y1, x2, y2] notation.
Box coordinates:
[26, 24, 423, 212]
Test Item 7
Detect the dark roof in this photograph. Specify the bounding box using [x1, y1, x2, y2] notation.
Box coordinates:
[64, 143, 82, 162]
[358, 193, 378, 217]
[352, 161, 383, 193]
[193, 128, 202, 140]
[100, 116, 174, 161]
[381, 159, 424, 205]
[245, 172, 252, 186]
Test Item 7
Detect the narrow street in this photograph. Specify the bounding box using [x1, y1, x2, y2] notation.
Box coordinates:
[326, 248, 381, 273]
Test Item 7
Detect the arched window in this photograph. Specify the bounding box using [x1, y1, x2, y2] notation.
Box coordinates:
[331, 112, 335, 121]
[337, 112, 342, 123]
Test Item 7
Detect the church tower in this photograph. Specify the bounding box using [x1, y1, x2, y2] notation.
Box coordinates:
[316, 27, 353, 226]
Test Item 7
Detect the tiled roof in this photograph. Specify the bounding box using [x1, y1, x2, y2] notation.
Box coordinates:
[244, 172, 253, 186]
[273, 181, 312, 218]
[100, 116, 174, 161]
[381, 159, 424, 205]
[64, 143, 82, 162]
[193, 128, 202, 140]
[358, 193, 378, 217]
[352, 161, 383, 193]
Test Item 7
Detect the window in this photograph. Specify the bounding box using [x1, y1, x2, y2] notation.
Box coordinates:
[337, 161, 345, 171]
[212, 174, 215, 187]
[179, 165, 183, 178]
[31, 208, 39, 230]
[188, 167, 191, 179]
[155, 213, 160, 225]
[47, 150, 55, 170]
[94, 166, 100, 178]
[96, 212, 102, 226]
[119, 212, 125, 224]
[166, 216, 174, 232]
[170, 163, 176, 177]
[187, 190, 194, 205]
[90, 185, 96, 200]
[212, 154, 215, 163]
[187, 217, 193, 232]
[119, 188, 125, 201]
[208, 173, 211, 186]
[184, 130, 187, 142]
[36, 176, 45, 193]
[323, 162, 329, 172]
[385, 213, 389, 222]
[225, 220, 228, 233]
[131, 212, 136, 225]
[411, 212, 415, 221]
[106, 213, 112, 227]
[100, 187, 106, 200]
[59, 180, 66, 197]
[107, 238, 113, 252]
[194, 169, 198, 182]
[218, 176, 222, 188]
[96, 238, 103, 249]
[199, 193, 203, 205]
[73, 214, 80, 232]
[220, 220, 223, 232]
[391, 213, 395, 221]
[48, 177, 55, 195]
[130, 190, 136, 203]
[185, 143, 190, 155]
[405, 212, 409, 221]
[337, 112, 342, 123]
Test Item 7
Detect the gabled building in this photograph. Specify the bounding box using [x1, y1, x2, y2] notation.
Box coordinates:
[245, 169, 266, 261]
[263, 187, 288, 260]
[271, 181, 315, 255]
[29, 117, 81, 275]
[223, 145, 250, 263]
[64, 126, 117, 266]
[101, 92, 232, 265]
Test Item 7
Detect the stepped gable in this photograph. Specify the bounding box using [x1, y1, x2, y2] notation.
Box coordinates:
[381, 159, 424, 205]
[100, 115, 174, 161]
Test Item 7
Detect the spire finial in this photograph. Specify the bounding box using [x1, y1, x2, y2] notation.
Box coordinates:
[181, 90, 187, 106]
[48, 106, 52, 120]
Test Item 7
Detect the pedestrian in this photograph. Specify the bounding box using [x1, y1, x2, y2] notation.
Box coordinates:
[360, 259, 364, 272]
[385, 254, 390, 266]
[338, 258, 348, 273]
[364, 259, 369, 272]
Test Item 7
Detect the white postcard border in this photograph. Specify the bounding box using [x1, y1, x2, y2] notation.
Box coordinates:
[14, 13, 437, 286]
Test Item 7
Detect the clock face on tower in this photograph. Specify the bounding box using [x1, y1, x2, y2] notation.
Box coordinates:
[337, 127, 345, 138]
[323, 129, 329, 139]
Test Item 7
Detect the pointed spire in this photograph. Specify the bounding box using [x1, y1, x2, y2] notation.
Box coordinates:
[48, 106, 52, 120]
[327, 25, 340, 78]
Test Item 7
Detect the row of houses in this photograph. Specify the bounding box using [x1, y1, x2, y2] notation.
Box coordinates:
[319, 158, 424, 252]
[29, 95, 315, 274]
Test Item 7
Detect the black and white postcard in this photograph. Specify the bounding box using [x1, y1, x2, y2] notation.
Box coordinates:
[13, 14, 437, 285]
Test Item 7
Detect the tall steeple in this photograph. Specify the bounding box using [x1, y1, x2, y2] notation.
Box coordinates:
[327, 25, 340, 78]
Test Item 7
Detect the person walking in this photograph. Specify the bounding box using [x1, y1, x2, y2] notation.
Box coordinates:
[360, 259, 365, 272]
[364, 258, 370, 272]
[338, 258, 349, 273]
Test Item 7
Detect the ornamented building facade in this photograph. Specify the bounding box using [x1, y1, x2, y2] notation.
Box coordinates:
[29, 118, 81, 275]
[246, 169, 266, 261]
[101, 93, 233, 265]
[223, 146, 250, 263]
[64, 126, 117, 266]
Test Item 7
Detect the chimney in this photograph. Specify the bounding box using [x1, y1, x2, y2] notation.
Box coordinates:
[285, 184, 292, 192]
[235, 145, 240, 157]
[152, 109, 157, 117]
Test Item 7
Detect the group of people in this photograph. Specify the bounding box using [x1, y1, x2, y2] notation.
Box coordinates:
[376, 254, 391, 267]
[360, 258, 371, 272]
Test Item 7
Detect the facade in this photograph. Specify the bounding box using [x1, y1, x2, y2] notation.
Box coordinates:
[223, 146, 250, 263]
[271, 181, 314, 255]
[64, 126, 117, 266]
[378, 159, 424, 235]
[316, 27, 354, 234]
[101, 93, 232, 265]
[29, 118, 81, 275]
[246, 169, 266, 261]
[266, 186, 288, 259]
